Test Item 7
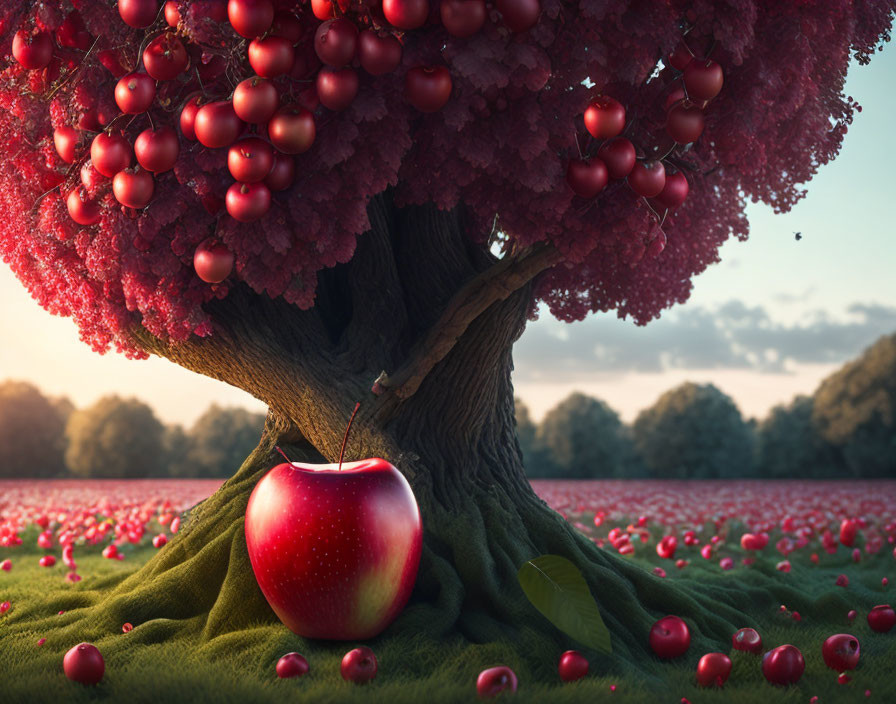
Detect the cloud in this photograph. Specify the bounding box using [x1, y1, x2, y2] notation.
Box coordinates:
[513, 300, 896, 381]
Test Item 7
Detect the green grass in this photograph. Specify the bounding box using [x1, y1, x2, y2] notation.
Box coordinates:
[2, 528, 895, 703]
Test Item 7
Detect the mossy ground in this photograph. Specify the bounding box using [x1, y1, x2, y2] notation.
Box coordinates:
[2, 524, 895, 703]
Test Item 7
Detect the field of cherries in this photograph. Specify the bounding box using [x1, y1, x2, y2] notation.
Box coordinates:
[1, 477, 893, 590]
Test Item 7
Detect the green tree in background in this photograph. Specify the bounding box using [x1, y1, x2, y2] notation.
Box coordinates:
[175, 405, 267, 478]
[757, 396, 838, 479]
[0, 380, 68, 478]
[813, 333, 896, 478]
[514, 397, 540, 474]
[65, 396, 168, 478]
[529, 393, 639, 479]
[633, 382, 756, 479]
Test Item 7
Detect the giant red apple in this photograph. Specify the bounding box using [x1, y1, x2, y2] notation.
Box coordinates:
[245, 457, 422, 640]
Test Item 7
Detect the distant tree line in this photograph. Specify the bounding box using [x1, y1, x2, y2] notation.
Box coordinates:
[2, 333, 893, 479]
[0, 384, 265, 478]
[517, 333, 896, 479]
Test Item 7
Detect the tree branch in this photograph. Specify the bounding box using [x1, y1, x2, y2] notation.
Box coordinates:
[373, 243, 563, 401]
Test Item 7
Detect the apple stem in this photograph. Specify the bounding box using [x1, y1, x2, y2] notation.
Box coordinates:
[338, 402, 362, 471]
[274, 446, 292, 464]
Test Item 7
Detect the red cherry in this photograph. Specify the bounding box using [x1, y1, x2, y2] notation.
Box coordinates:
[557, 650, 588, 682]
[233, 78, 279, 124]
[316, 67, 359, 111]
[248, 36, 295, 78]
[268, 107, 316, 154]
[264, 152, 295, 191]
[228, 0, 274, 38]
[134, 126, 179, 173]
[80, 162, 107, 191]
[358, 31, 403, 76]
[664, 87, 686, 112]
[822, 634, 860, 671]
[271, 11, 303, 41]
[118, 0, 159, 28]
[311, 0, 338, 21]
[114, 72, 156, 114]
[476, 666, 517, 698]
[113, 168, 154, 209]
[596, 137, 636, 179]
[143, 33, 188, 81]
[656, 534, 677, 559]
[405, 66, 452, 113]
[382, 0, 429, 30]
[696, 653, 731, 688]
[152, 533, 167, 548]
[868, 605, 895, 633]
[649, 616, 690, 659]
[668, 41, 693, 71]
[315, 19, 359, 68]
[341, 646, 377, 684]
[56, 12, 93, 51]
[228, 138, 274, 183]
[666, 103, 704, 144]
[684, 59, 723, 101]
[90, 133, 132, 178]
[164, 1, 181, 26]
[194, 102, 244, 149]
[39, 554, 56, 567]
[628, 161, 666, 198]
[565, 158, 607, 198]
[179, 96, 204, 140]
[64, 643, 105, 685]
[276, 652, 309, 679]
[584, 96, 625, 139]
[731, 627, 762, 654]
[761, 645, 805, 686]
[441, 0, 487, 38]
[226, 182, 271, 222]
[194, 240, 234, 283]
[54, 126, 81, 164]
[839, 519, 859, 547]
[496, 0, 540, 32]
[12, 30, 54, 70]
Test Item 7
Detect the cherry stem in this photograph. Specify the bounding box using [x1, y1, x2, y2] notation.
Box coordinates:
[275, 446, 292, 464]
[339, 402, 362, 470]
[573, 131, 584, 159]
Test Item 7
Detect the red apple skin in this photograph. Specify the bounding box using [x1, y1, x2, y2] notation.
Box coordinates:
[264, 152, 295, 192]
[268, 107, 315, 155]
[557, 650, 588, 682]
[248, 35, 296, 78]
[193, 240, 234, 283]
[731, 627, 762, 655]
[244, 458, 422, 640]
[696, 652, 731, 687]
[649, 615, 690, 658]
[441, 0, 487, 38]
[233, 78, 279, 124]
[405, 66, 452, 113]
[135, 126, 179, 173]
[54, 126, 81, 164]
[868, 605, 895, 633]
[317, 67, 359, 111]
[383, 0, 429, 30]
[341, 646, 378, 683]
[64, 643, 105, 685]
[822, 634, 860, 671]
[477, 666, 518, 698]
[276, 652, 309, 678]
[761, 644, 805, 686]
[13, 30, 54, 70]
[358, 31, 402, 76]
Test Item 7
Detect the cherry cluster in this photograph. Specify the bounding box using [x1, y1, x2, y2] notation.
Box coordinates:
[10, 0, 543, 285]
[565, 38, 724, 259]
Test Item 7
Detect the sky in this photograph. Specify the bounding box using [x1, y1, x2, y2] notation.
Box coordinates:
[2, 41, 895, 427]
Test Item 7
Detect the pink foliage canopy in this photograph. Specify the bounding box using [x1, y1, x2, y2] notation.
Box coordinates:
[0, 0, 892, 358]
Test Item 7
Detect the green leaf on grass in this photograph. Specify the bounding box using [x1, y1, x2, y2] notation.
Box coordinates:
[517, 554, 612, 654]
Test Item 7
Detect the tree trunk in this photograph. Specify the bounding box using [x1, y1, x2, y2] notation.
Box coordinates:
[4, 195, 770, 681]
